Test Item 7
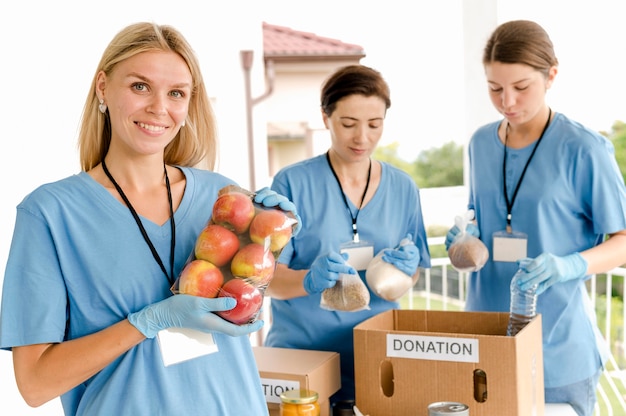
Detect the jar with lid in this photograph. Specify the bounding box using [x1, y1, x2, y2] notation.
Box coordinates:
[279, 389, 320, 416]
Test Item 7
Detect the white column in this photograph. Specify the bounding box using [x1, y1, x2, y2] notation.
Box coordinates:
[461, 0, 500, 187]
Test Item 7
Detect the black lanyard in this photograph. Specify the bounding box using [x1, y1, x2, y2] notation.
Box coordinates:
[102, 159, 176, 285]
[326, 151, 371, 243]
[502, 108, 552, 233]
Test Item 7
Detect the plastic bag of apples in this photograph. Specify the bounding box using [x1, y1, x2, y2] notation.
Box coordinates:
[170, 185, 299, 325]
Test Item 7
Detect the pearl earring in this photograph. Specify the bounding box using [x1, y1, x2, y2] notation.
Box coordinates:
[181, 120, 186, 127]
[98, 99, 107, 114]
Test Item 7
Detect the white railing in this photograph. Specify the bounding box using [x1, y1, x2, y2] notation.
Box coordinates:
[407, 254, 626, 360]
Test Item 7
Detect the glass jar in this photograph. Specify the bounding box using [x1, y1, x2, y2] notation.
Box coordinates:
[279, 389, 320, 416]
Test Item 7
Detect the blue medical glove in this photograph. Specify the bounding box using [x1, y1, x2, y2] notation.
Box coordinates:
[445, 223, 480, 250]
[381, 235, 421, 276]
[303, 252, 357, 294]
[516, 252, 588, 295]
[254, 187, 302, 235]
[128, 294, 264, 339]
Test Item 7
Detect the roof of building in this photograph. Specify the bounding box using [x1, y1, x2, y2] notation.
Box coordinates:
[263, 22, 366, 61]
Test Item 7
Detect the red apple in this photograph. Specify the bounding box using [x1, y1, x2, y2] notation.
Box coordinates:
[216, 278, 263, 324]
[194, 224, 240, 267]
[230, 243, 276, 284]
[178, 259, 224, 298]
[249, 209, 293, 252]
[212, 191, 256, 234]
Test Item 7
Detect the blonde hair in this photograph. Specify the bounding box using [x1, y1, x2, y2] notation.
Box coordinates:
[78, 22, 217, 171]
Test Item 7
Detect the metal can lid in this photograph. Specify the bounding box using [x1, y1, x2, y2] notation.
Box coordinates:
[428, 401, 469, 414]
[333, 400, 356, 415]
[280, 389, 319, 404]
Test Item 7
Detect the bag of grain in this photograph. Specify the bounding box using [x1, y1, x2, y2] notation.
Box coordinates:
[448, 210, 488, 272]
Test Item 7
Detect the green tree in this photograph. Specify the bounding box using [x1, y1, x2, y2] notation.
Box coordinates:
[373, 142, 413, 173]
[413, 141, 464, 188]
[374, 140, 464, 188]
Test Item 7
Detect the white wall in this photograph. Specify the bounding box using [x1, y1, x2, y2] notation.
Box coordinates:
[264, 61, 345, 130]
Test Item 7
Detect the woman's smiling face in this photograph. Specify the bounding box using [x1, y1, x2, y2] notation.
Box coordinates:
[97, 50, 192, 157]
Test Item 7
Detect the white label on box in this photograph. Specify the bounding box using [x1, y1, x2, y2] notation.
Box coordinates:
[386, 334, 479, 363]
[259, 377, 300, 404]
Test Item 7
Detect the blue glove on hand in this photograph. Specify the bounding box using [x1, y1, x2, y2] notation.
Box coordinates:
[445, 223, 480, 251]
[254, 187, 302, 235]
[516, 252, 588, 295]
[128, 294, 264, 339]
[303, 252, 357, 294]
[381, 235, 421, 276]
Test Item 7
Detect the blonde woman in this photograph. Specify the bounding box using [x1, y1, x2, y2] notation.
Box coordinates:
[0, 22, 297, 415]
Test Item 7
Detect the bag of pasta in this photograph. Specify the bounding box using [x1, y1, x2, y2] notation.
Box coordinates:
[320, 272, 371, 312]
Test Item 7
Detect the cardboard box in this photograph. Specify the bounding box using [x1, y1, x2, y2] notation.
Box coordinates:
[354, 310, 544, 416]
[253, 346, 341, 416]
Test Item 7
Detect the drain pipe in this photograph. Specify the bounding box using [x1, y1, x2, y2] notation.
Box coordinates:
[241, 50, 275, 191]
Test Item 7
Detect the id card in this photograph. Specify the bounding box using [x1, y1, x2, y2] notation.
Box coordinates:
[340, 240, 374, 271]
[157, 328, 219, 367]
[492, 230, 527, 262]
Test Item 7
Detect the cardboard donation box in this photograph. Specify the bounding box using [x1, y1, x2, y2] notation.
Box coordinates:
[354, 310, 544, 416]
[253, 346, 341, 416]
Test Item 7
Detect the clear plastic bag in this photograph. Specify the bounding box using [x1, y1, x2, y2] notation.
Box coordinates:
[448, 210, 489, 272]
[365, 238, 415, 301]
[171, 185, 299, 324]
[320, 272, 371, 312]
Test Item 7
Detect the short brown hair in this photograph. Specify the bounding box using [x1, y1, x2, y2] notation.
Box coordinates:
[320, 65, 391, 116]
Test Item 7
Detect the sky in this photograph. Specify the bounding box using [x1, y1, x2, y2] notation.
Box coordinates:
[0, 1, 625, 414]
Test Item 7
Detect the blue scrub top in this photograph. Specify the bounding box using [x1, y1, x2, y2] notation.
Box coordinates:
[265, 154, 431, 401]
[467, 113, 626, 387]
[0, 167, 269, 416]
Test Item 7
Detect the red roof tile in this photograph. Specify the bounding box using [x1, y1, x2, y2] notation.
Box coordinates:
[263, 22, 365, 60]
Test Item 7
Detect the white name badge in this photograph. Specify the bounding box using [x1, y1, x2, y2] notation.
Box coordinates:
[492, 230, 528, 262]
[340, 240, 374, 271]
[157, 328, 219, 367]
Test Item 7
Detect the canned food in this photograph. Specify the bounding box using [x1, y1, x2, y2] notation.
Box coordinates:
[428, 401, 469, 415]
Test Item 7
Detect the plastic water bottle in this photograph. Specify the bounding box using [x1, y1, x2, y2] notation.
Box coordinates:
[506, 267, 538, 336]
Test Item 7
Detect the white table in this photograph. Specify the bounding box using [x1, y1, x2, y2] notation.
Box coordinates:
[351, 403, 577, 415]
[545, 403, 578, 415]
